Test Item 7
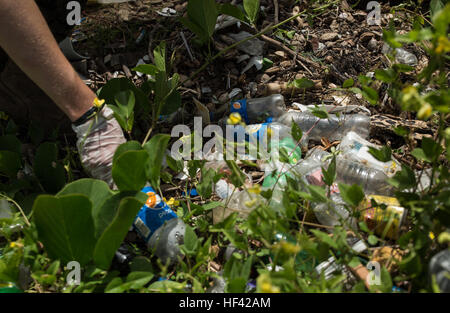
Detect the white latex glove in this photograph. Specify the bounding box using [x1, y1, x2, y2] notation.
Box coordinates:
[72, 106, 126, 189]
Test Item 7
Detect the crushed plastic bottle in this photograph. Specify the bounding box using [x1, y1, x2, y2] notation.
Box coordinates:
[276, 111, 370, 142]
[382, 43, 418, 66]
[132, 186, 186, 265]
[429, 249, 450, 293]
[339, 131, 400, 177]
[230, 94, 286, 124]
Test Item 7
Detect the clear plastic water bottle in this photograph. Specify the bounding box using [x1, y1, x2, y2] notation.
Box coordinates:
[230, 94, 286, 124]
[276, 111, 370, 142]
[305, 147, 393, 196]
[429, 249, 450, 293]
[133, 186, 186, 265]
[313, 193, 358, 229]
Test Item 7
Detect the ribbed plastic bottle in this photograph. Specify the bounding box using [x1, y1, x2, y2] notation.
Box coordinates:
[132, 186, 186, 264]
[276, 111, 370, 142]
[428, 249, 450, 293]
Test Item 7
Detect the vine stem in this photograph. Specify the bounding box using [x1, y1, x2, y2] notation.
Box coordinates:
[0, 194, 31, 227]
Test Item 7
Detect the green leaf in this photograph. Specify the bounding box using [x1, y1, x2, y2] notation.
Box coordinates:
[132, 64, 158, 76]
[112, 150, 150, 191]
[310, 229, 338, 249]
[93, 197, 144, 269]
[98, 78, 150, 115]
[0, 150, 21, 177]
[310, 107, 329, 119]
[430, 0, 444, 18]
[387, 164, 416, 190]
[161, 88, 181, 115]
[57, 178, 113, 216]
[342, 78, 354, 88]
[126, 271, 154, 290]
[143, 134, 171, 190]
[182, 225, 198, 255]
[114, 90, 135, 117]
[225, 160, 246, 188]
[113, 141, 143, 164]
[368, 146, 392, 162]
[33, 194, 95, 265]
[421, 137, 442, 162]
[33, 142, 66, 193]
[291, 78, 315, 89]
[375, 69, 396, 83]
[306, 185, 328, 203]
[154, 42, 166, 73]
[0, 135, 21, 154]
[337, 183, 365, 207]
[322, 156, 336, 186]
[217, 3, 245, 21]
[368, 235, 378, 245]
[361, 86, 379, 105]
[184, 0, 218, 43]
[291, 121, 303, 142]
[244, 0, 260, 24]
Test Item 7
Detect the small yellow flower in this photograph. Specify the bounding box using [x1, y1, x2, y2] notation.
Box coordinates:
[261, 282, 280, 293]
[245, 198, 258, 208]
[435, 35, 450, 54]
[248, 184, 261, 194]
[401, 85, 419, 103]
[93, 97, 105, 108]
[166, 197, 180, 207]
[417, 102, 433, 120]
[227, 112, 242, 125]
[9, 241, 23, 249]
[429, 232, 435, 240]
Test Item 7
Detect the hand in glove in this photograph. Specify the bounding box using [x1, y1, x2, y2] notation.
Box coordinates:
[72, 104, 126, 189]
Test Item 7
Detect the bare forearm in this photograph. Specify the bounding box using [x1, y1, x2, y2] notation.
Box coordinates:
[0, 0, 94, 121]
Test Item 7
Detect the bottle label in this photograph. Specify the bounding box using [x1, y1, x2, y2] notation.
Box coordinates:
[230, 99, 249, 124]
[133, 186, 177, 243]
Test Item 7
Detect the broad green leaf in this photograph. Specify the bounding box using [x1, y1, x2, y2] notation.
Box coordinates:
[33, 142, 66, 193]
[368, 146, 392, 162]
[33, 194, 95, 265]
[114, 90, 135, 116]
[161, 89, 181, 115]
[322, 156, 336, 186]
[0, 135, 21, 154]
[57, 178, 113, 217]
[93, 197, 144, 269]
[113, 141, 143, 164]
[244, 0, 260, 24]
[182, 225, 198, 255]
[129, 256, 154, 273]
[430, 0, 444, 18]
[132, 64, 158, 76]
[342, 78, 354, 88]
[225, 160, 246, 188]
[218, 3, 245, 21]
[143, 134, 171, 190]
[98, 78, 150, 115]
[92, 191, 147, 240]
[185, 0, 218, 43]
[126, 271, 154, 290]
[0, 150, 21, 177]
[337, 183, 365, 207]
[112, 150, 150, 191]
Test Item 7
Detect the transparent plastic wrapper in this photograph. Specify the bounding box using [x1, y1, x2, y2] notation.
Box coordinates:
[338, 131, 401, 177]
[132, 186, 186, 265]
[276, 111, 370, 142]
[382, 43, 418, 66]
[428, 249, 450, 293]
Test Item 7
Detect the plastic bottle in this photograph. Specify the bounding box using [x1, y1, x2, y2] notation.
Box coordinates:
[132, 186, 186, 265]
[304, 147, 394, 196]
[428, 249, 450, 293]
[313, 193, 358, 229]
[230, 94, 286, 124]
[276, 111, 370, 142]
[339, 131, 400, 177]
